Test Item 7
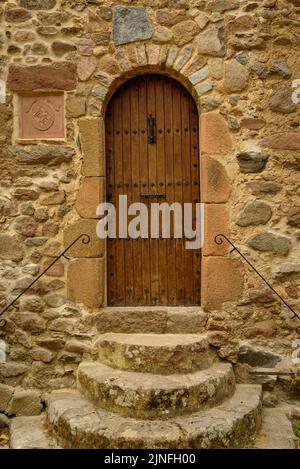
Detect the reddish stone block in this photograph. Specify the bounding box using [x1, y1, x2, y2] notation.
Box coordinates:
[200, 112, 233, 155]
[18, 94, 65, 140]
[78, 118, 104, 177]
[67, 258, 104, 308]
[261, 132, 300, 150]
[201, 256, 245, 311]
[75, 177, 105, 219]
[64, 219, 105, 258]
[7, 62, 77, 92]
[203, 204, 229, 256]
[201, 156, 231, 203]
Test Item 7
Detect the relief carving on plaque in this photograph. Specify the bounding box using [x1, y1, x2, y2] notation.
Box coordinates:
[18, 94, 65, 140]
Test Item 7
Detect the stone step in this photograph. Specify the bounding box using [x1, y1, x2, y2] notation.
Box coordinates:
[10, 415, 60, 449]
[97, 333, 217, 374]
[77, 361, 235, 419]
[254, 407, 296, 449]
[93, 307, 208, 334]
[46, 384, 262, 449]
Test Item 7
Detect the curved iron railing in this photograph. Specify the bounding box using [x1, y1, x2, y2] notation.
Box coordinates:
[0, 233, 91, 329]
[215, 234, 300, 336]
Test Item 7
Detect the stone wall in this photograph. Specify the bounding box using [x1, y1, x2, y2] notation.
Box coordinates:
[0, 0, 300, 393]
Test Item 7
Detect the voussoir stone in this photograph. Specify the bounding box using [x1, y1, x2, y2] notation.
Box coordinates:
[247, 232, 292, 255]
[236, 200, 272, 227]
[9, 145, 75, 166]
[7, 62, 77, 91]
[237, 152, 269, 173]
[112, 6, 153, 45]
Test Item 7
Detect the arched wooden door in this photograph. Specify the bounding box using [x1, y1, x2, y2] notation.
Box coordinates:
[105, 74, 201, 306]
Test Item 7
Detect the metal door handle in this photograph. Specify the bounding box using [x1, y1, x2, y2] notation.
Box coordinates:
[148, 114, 156, 144]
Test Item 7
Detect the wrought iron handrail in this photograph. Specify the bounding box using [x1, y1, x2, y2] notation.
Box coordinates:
[215, 234, 300, 335]
[0, 233, 91, 329]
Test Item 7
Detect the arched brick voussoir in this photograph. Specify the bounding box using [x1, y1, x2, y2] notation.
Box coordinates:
[92, 42, 213, 115]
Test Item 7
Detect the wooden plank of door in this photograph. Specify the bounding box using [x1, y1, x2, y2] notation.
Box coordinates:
[146, 76, 159, 306]
[130, 78, 143, 305]
[106, 102, 117, 305]
[122, 84, 134, 305]
[114, 92, 126, 305]
[164, 78, 176, 305]
[172, 81, 185, 305]
[155, 76, 168, 305]
[190, 100, 201, 305]
[139, 77, 151, 305]
[181, 89, 194, 306]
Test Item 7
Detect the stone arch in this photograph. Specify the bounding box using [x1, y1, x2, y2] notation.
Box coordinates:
[100, 65, 201, 116]
[67, 60, 244, 312]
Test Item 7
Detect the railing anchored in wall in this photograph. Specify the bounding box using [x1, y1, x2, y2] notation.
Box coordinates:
[0, 234, 91, 329]
[214, 234, 300, 336]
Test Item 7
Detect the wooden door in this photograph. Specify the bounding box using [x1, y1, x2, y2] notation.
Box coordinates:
[105, 74, 201, 306]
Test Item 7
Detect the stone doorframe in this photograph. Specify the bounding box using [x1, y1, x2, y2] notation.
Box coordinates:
[66, 64, 245, 313]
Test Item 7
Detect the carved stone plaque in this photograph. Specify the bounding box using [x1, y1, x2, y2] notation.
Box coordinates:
[18, 93, 65, 140]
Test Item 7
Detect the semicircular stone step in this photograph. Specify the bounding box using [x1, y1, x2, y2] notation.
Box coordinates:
[77, 361, 235, 419]
[97, 333, 217, 374]
[46, 384, 262, 449]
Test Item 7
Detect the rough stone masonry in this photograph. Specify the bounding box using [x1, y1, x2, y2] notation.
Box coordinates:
[0, 0, 299, 423]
